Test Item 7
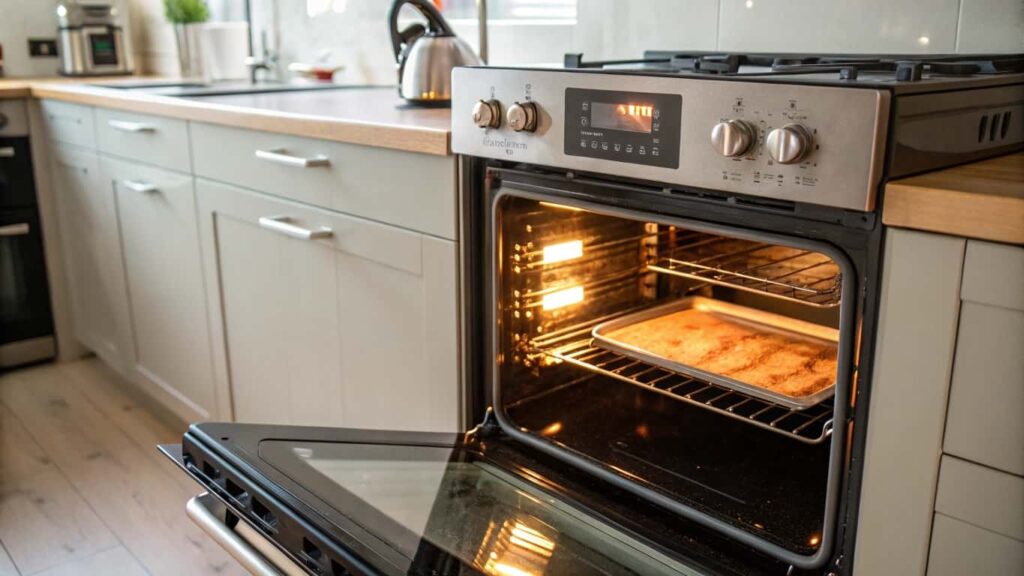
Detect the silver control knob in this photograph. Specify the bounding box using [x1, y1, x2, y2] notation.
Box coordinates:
[766, 124, 813, 164]
[710, 119, 756, 157]
[472, 99, 501, 129]
[507, 101, 539, 133]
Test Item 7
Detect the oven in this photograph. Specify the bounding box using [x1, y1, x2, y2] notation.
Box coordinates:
[160, 58, 1022, 576]
[1, 106, 56, 369]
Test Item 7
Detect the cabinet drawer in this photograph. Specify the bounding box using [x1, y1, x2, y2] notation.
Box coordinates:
[936, 455, 1024, 542]
[945, 302, 1024, 476]
[190, 123, 456, 239]
[961, 240, 1024, 311]
[40, 100, 96, 148]
[927, 514, 1023, 576]
[96, 108, 191, 172]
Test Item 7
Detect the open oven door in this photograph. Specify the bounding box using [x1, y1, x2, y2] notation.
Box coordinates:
[160, 421, 789, 576]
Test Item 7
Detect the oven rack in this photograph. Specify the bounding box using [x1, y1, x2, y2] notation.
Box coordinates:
[647, 235, 842, 308]
[539, 338, 835, 444]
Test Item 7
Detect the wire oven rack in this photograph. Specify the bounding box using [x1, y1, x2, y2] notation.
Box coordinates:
[531, 319, 835, 444]
[646, 234, 842, 308]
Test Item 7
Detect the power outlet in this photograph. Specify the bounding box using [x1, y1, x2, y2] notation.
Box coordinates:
[29, 39, 59, 58]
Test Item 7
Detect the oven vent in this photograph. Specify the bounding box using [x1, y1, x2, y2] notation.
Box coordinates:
[978, 110, 1014, 143]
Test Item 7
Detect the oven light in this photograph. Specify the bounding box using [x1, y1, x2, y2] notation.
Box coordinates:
[540, 421, 563, 436]
[542, 286, 584, 310]
[542, 240, 583, 264]
[809, 534, 821, 547]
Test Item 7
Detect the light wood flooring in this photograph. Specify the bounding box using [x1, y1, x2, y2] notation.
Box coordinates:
[0, 358, 247, 576]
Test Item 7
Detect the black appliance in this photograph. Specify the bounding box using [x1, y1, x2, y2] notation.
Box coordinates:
[1, 104, 56, 369]
[162, 52, 1023, 575]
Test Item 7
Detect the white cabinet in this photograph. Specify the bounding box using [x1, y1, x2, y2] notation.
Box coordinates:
[196, 179, 460, 432]
[49, 142, 134, 374]
[103, 157, 218, 421]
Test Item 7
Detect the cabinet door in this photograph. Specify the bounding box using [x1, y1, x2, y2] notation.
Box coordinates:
[50, 144, 133, 373]
[105, 157, 217, 421]
[197, 179, 460, 432]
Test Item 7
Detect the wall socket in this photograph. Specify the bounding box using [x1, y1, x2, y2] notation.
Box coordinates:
[29, 39, 59, 58]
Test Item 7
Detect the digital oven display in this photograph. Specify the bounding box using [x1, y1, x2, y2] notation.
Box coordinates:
[590, 102, 655, 133]
[89, 33, 119, 66]
[564, 88, 681, 169]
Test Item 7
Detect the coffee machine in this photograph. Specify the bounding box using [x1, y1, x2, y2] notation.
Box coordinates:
[57, 1, 134, 76]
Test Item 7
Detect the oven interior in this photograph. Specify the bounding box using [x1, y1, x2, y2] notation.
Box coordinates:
[493, 193, 850, 559]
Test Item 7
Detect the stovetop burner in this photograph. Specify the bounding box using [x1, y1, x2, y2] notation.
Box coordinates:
[563, 52, 1024, 83]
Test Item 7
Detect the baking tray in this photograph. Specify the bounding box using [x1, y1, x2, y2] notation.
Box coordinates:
[591, 296, 839, 409]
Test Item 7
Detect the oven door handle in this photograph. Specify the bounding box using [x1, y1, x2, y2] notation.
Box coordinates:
[186, 493, 304, 576]
[0, 146, 15, 158]
[0, 223, 31, 237]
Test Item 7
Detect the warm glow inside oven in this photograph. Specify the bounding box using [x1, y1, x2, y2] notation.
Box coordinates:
[493, 193, 850, 560]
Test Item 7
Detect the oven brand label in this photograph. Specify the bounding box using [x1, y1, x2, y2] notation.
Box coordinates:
[483, 136, 528, 155]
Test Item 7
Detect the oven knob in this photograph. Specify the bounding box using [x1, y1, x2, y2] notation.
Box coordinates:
[507, 101, 539, 133]
[766, 124, 813, 164]
[472, 99, 501, 129]
[710, 119, 756, 157]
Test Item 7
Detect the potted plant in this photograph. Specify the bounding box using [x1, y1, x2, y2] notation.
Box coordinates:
[164, 0, 209, 78]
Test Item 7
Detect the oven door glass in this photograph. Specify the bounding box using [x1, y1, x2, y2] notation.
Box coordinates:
[166, 423, 784, 576]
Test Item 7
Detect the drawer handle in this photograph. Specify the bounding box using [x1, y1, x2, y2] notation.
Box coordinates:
[122, 180, 159, 194]
[108, 120, 156, 133]
[0, 147, 15, 158]
[258, 216, 333, 240]
[0, 223, 31, 237]
[255, 148, 330, 168]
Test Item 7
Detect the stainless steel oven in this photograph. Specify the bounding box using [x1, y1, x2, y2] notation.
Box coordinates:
[161, 53, 1023, 576]
[1, 102, 55, 369]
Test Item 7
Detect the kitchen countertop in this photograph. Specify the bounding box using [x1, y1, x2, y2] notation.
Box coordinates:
[2, 77, 452, 156]
[883, 152, 1024, 245]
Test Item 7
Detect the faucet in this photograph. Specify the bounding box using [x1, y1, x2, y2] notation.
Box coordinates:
[245, 29, 278, 84]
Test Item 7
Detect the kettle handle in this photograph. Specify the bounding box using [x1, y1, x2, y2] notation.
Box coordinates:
[388, 0, 456, 62]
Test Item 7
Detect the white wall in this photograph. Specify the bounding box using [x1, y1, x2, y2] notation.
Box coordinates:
[238, 0, 1023, 86]
[0, 0, 68, 77]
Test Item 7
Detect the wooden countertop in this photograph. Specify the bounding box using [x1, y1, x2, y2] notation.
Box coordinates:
[2, 78, 452, 156]
[884, 153, 1024, 245]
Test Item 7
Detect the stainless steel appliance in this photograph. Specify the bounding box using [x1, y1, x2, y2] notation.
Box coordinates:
[57, 0, 134, 77]
[161, 53, 1023, 575]
[387, 0, 482, 106]
[0, 101, 55, 368]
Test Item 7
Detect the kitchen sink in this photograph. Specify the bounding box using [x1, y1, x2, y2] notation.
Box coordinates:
[91, 80, 359, 98]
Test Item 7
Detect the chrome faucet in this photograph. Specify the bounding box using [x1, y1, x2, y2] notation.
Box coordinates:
[245, 29, 277, 84]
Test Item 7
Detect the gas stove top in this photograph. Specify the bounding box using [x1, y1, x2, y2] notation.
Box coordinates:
[563, 52, 1024, 93]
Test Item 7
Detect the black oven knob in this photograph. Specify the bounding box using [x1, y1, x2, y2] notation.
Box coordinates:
[710, 119, 756, 157]
[472, 99, 502, 129]
[507, 101, 539, 133]
[766, 123, 813, 164]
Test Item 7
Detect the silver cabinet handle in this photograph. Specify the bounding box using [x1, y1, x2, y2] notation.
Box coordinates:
[108, 119, 156, 133]
[0, 147, 14, 158]
[0, 223, 31, 237]
[258, 216, 333, 240]
[255, 148, 330, 168]
[186, 493, 299, 576]
[122, 180, 159, 193]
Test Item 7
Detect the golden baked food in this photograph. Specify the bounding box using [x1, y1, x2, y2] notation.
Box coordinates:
[602, 308, 837, 399]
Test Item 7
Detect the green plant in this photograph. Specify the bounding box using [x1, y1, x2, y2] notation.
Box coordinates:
[163, 0, 209, 24]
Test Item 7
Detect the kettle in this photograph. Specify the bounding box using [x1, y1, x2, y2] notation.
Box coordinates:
[388, 0, 482, 106]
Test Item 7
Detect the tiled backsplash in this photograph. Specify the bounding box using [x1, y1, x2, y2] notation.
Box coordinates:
[248, 0, 1023, 86]
[4, 0, 1018, 80]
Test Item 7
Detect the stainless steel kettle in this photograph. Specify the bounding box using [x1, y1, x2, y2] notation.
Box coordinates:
[388, 0, 482, 106]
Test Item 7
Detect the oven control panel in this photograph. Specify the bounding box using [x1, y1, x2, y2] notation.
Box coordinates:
[563, 88, 682, 169]
[452, 67, 890, 212]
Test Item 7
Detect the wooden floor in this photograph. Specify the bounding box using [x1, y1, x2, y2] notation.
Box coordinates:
[0, 359, 247, 576]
